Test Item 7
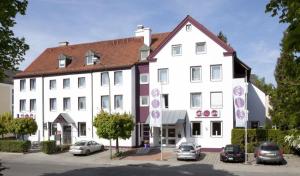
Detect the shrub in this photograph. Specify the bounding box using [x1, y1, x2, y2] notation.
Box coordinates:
[41, 141, 56, 154]
[0, 140, 31, 152]
[10, 118, 37, 140]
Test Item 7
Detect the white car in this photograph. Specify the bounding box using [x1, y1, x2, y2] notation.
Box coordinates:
[69, 140, 104, 155]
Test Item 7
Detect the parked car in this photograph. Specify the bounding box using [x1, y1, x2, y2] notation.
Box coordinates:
[254, 142, 284, 164]
[69, 140, 104, 155]
[176, 142, 201, 161]
[220, 144, 245, 162]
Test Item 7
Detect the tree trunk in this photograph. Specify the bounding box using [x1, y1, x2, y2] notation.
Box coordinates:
[116, 138, 119, 153]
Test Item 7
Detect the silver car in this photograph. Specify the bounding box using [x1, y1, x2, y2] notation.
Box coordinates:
[176, 142, 201, 161]
[69, 140, 104, 155]
[255, 142, 284, 164]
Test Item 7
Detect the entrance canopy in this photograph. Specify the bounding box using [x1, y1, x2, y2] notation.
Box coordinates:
[53, 113, 75, 124]
[145, 110, 187, 125]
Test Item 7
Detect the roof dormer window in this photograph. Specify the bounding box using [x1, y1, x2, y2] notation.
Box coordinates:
[85, 50, 99, 65]
[58, 54, 70, 68]
[140, 44, 150, 61]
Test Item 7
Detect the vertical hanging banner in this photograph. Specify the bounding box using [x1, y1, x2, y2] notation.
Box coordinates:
[233, 80, 247, 127]
[150, 87, 162, 127]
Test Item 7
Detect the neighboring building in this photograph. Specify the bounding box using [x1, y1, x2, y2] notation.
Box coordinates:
[14, 16, 265, 149]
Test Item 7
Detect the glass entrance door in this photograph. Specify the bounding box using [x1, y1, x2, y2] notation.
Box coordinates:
[160, 125, 176, 146]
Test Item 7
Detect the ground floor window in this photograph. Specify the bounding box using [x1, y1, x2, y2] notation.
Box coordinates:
[251, 121, 259, 128]
[78, 122, 86, 136]
[48, 122, 57, 136]
[211, 121, 222, 137]
[191, 122, 201, 136]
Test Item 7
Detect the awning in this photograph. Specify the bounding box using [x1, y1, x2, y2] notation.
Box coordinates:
[53, 113, 75, 124]
[145, 110, 187, 125]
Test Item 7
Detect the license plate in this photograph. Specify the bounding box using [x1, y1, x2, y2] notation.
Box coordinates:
[228, 157, 233, 160]
[267, 153, 276, 156]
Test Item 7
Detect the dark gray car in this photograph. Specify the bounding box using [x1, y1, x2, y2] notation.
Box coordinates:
[254, 142, 284, 164]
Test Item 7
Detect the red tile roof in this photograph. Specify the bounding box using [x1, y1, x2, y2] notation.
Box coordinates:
[15, 32, 169, 78]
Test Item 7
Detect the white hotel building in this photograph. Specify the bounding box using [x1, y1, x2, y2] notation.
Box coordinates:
[14, 16, 266, 149]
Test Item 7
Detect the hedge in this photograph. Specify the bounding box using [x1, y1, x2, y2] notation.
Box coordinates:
[231, 129, 292, 153]
[41, 141, 56, 154]
[0, 140, 31, 153]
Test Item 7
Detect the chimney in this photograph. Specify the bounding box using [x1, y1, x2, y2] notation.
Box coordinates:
[135, 25, 151, 47]
[59, 41, 69, 47]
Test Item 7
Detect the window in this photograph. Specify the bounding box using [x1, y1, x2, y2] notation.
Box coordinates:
[78, 97, 86, 110]
[20, 79, 26, 91]
[172, 44, 182, 56]
[114, 71, 122, 85]
[49, 80, 56, 90]
[190, 66, 202, 82]
[190, 93, 202, 108]
[86, 55, 94, 65]
[251, 121, 259, 129]
[186, 24, 192, 31]
[63, 97, 71, 111]
[63, 78, 70, 89]
[30, 99, 36, 112]
[78, 77, 86, 88]
[140, 96, 149, 107]
[51, 123, 57, 135]
[30, 79, 36, 91]
[114, 95, 123, 109]
[59, 59, 65, 68]
[140, 50, 149, 61]
[101, 72, 109, 86]
[158, 68, 168, 84]
[210, 92, 223, 108]
[50, 98, 56, 111]
[211, 121, 222, 137]
[140, 73, 149, 84]
[78, 122, 86, 136]
[101, 95, 109, 109]
[20, 99, 26, 112]
[210, 65, 222, 81]
[191, 122, 201, 136]
[162, 94, 169, 109]
[196, 42, 206, 54]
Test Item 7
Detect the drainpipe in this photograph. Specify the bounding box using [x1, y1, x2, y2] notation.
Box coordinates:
[42, 76, 45, 139]
[91, 72, 94, 138]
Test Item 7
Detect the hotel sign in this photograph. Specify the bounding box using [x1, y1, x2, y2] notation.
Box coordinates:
[196, 109, 220, 118]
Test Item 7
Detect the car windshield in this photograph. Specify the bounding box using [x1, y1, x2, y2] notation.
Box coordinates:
[74, 141, 86, 146]
[261, 145, 279, 151]
[179, 145, 194, 151]
[225, 146, 240, 152]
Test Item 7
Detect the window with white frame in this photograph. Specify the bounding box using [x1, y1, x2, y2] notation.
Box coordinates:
[86, 55, 94, 65]
[63, 78, 70, 89]
[210, 65, 222, 81]
[20, 79, 26, 91]
[114, 71, 122, 85]
[78, 77, 85, 88]
[190, 66, 202, 82]
[210, 92, 223, 108]
[140, 50, 149, 61]
[190, 93, 202, 108]
[101, 95, 109, 109]
[114, 95, 123, 110]
[162, 94, 169, 109]
[50, 98, 56, 111]
[78, 97, 86, 110]
[30, 79, 36, 91]
[59, 59, 66, 68]
[211, 121, 222, 137]
[186, 24, 192, 31]
[101, 72, 109, 86]
[172, 44, 182, 56]
[191, 122, 201, 136]
[140, 96, 149, 107]
[49, 80, 56, 90]
[78, 122, 86, 136]
[30, 99, 36, 112]
[20, 99, 26, 112]
[63, 97, 71, 111]
[158, 68, 168, 84]
[196, 42, 206, 54]
[140, 73, 149, 84]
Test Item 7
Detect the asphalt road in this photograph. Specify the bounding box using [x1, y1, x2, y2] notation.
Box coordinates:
[1, 160, 300, 176]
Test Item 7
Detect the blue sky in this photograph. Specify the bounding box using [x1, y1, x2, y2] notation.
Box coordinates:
[14, 0, 286, 84]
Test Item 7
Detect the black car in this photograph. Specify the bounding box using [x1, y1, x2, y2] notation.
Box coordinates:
[220, 144, 245, 162]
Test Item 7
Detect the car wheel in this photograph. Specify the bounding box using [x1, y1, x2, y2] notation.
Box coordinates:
[256, 158, 260, 164]
[86, 150, 90, 156]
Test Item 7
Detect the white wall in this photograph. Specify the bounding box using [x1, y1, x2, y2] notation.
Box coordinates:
[149, 22, 234, 148]
[248, 83, 266, 126]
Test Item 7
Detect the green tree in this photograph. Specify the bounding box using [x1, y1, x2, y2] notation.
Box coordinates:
[93, 111, 134, 154]
[265, 0, 300, 55]
[0, 112, 14, 137]
[0, 0, 29, 81]
[250, 74, 274, 95]
[217, 31, 228, 44]
[10, 117, 38, 140]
